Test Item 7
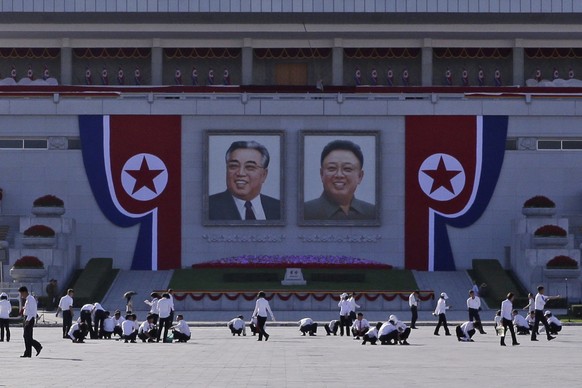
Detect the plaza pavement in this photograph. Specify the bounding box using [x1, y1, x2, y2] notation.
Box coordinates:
[0, 322, 581, 387]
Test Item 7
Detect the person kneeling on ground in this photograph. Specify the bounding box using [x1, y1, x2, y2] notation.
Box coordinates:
[68, 320, 89, 343]
[512, 310, 530, 335]
[138, 314, 158, 343]
[121, 314, 138, 343]
[455, 321, 482, 342]
[378, 316, 399, 345]
[172, 315, 191, 343]
[324, 319, 340, 336]
[351, 312, 370, 340]
[392, 315, 411, 345]
[228, 315, 247, 336]
[101, 311, 115, 339]
[545, 311, 562, 335]
[298, 318, 317, 336]
[526, 310, 536, 333]
[112, 310, 125, 338]
[362, 322, 382, 345]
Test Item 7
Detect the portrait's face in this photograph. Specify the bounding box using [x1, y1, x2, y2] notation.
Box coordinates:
[320, 149, 364, 206]
[226, 148, 268, 201]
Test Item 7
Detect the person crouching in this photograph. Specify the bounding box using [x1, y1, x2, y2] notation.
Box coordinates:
[68, 320, 89, 343]
[228, 315, 247, 336]
[138, 314, 158, 343]
[362, 322, 382, 345]
[298, 318, 317, 336]
[171, 315, 191, 343]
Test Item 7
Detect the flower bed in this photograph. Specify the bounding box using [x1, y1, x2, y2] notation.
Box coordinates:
[33, 194, 64, 207]
[23, 224, 56, 237]
[546, 255, 578, 269]
[12, 255, 44, 268]
[192, 255, 393, 269]
[534, 225, 567, 237]
[523, 195, 555, 208]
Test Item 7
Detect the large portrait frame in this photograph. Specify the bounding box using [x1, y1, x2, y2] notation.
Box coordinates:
[299, 130, 381, 226]
[203, 130, 285, 226]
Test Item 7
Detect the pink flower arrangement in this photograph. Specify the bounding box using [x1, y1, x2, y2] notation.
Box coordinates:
[192, 255, 393, 269]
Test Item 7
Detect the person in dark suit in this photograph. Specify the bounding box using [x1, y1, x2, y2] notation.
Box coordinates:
[209, 140, 280, 220]
[304, 139, 375, 220]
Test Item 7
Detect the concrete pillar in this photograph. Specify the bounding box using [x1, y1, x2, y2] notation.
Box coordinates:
[241, 46, 253, 85]
[60, 47, 72, 85]
[513, 46, 524, 86]
[332, 47, 343, 86]
[151, 47, 163, 85]
[421, 47, 433, 86]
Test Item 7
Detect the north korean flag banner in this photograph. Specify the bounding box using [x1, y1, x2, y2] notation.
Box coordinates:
[79, 115, 181, 270]
[405, 116, 507, 271]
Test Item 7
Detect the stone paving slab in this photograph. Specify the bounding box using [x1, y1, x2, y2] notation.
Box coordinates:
[0, 325, 580, 387]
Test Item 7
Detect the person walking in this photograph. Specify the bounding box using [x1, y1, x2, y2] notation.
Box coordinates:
[531, 286, 559, 342]
[252, 291, 275, 341]
[19, 286, 42, 357]
[500, 292, 519, 347]
[433, 292, 451, 336]
[338, 293, 352, 337]
[409, 290, 420, 329]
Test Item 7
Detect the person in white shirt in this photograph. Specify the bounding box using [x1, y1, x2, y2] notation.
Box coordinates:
[467, 290, 487, 334]
[378, 318, 398, 345]
[121, 314, 137, 343]
[324, 319, 339, 336]
[526, 310, 536, 332]
[347, 292, 360, 323]
[512, 309, 530, 335]
[252, 291, 275, 341]
[544, 311, 562, 335]
[156, 293, 173, 342]
[433, 292, 451, 336]
[19, 286, 42, 357]
[523, 292, 535, 314]
[392, 315, 411, 345]
[351, 312, 370, 339]
[500, 292, 519, 346]
[408, 290, 420, 329]
[102, 311, 115, 339]
[228, 315, 247, 336]
[362, 322, 382, 345]
[455, 321, 482, 342]
[144, 292, 160, 325]
[93, 302, 106, 339]
[138, 314, 158, 343]
[298, 317, 317, 336]
[68, 321, 89, 343]
[531, 286, 559, 342]
[337, 293, 352, 337]
[112, 310, 125, 338]
[56, 288, 74, 339]
[0, 293, 11, 342]
[80, 303, 95, 339]
[171, 314, 191, 343]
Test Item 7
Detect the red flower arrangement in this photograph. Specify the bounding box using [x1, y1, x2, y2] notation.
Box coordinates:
[23, 225, 56, 238]
[33, 194, 64, 207]
[192, 255, 393, 269]
[546, 255, 578, 269]
[534, 225, 567, 237]
[12, 255, 45, 268]
[523, 195, 555, 208]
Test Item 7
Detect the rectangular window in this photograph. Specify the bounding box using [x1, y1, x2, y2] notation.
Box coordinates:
[537, 140, 561, 150]
[67, 138, 82, 150]
[562, 140, 582, 150]
[23, 139, 48, 149]
[0, 139, 24, 149]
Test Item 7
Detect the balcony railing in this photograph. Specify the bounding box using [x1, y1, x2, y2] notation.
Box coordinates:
[0, 0, 580, 14]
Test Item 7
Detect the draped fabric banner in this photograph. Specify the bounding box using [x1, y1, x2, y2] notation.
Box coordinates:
[79, 115, 182, 270]
[169, 291, 435, 302]
[405, 116, 508, 271]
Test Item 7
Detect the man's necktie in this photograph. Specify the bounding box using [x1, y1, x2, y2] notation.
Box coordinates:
[244, 201, 256, 220]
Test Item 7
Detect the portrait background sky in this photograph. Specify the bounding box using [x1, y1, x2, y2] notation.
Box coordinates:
[303, 134, 377, 203]
[208, 134, 281, 199]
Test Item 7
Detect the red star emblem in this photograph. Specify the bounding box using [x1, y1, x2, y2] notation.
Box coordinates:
[125, 156, 164, 195]
[422, 156, 462, 194]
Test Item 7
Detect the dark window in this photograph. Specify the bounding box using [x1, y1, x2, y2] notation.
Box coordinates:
[67, 138, 82, 150]
[23, 139, 48, 149]
[562, 140, 582, 150]
[537, 140, 561, 150]
[0, 139, 23, 148]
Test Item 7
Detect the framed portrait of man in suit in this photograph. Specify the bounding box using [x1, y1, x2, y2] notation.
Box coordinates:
[204, 130, 285, 225]
[299, 130, 380, 226]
